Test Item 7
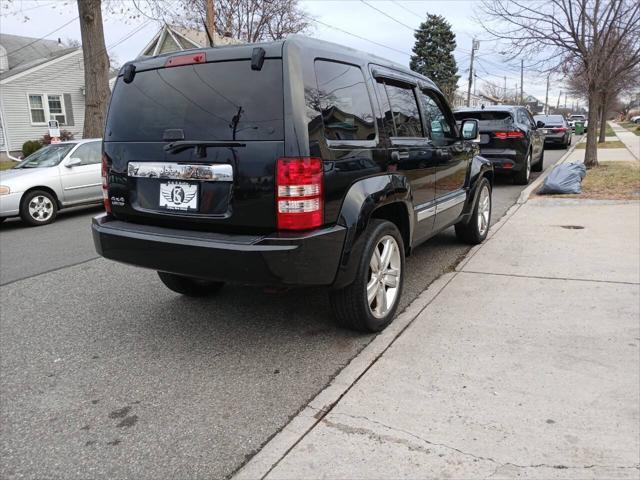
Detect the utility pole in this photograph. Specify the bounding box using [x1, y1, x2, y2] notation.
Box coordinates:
[519, 59, 524, 105]
[205, 0, 216, 45]
[466, 39, 479, 107]
[503, 76, 507, 103]
[564, 92, 567, 109]
[515, 84, 518, 104]
[556, 90, 561, 110]
[473, 73, 477, 96]
[544, 75, 550, 115]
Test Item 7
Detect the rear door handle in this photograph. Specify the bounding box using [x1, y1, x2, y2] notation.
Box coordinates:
[391, 150, 410, 162]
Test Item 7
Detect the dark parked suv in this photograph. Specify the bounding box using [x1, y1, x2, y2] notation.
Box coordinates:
[453, 106, 545, 185]
[93, 36, 494, 332]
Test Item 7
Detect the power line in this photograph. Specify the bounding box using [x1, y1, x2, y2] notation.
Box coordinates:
[5, 16, 79, 56]
[390, 0, 424, 19]
[360, 0, 416, 30]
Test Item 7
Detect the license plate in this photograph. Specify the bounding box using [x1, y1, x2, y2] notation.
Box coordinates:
[542, 129, 549, 134]
[159, 182, 198, 211]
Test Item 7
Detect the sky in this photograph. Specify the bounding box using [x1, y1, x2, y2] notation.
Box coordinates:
[0, 0, 580, 107]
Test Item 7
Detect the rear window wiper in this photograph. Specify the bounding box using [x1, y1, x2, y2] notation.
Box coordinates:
[164, 140, 246, 155]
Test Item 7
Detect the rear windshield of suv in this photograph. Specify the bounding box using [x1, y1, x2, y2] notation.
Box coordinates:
[106, 59, 284, 142]
[453, 110, 513, 128]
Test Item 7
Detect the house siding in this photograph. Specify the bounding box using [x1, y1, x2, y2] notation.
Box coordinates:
[0, 50, 86, 152]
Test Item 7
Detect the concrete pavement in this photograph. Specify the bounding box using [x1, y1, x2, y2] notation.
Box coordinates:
[236, 197, 640, 479]
[611, 122, 640, 160]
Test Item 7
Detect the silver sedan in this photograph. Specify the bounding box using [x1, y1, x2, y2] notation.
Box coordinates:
[0, 139, 103, 226]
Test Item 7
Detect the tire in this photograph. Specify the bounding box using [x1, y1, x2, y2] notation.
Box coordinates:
[20, 190, 58, 226]
[455, 178, 492, 245]
[532, 147, 544, 172]
[157, 271, 224, 297]
[513, 150, 532, 185]
[329, 219, 405, 333]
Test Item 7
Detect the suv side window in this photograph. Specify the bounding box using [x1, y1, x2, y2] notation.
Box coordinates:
[420, 90, 456, 146]
[73, 141, 101, 165]
[382, 82, 423, 138]
[312, 60, 376, 142]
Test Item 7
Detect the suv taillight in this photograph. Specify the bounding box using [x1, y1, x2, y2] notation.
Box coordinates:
[276, 157, 323, 230]
[101, 153, 111, 214]
[494, 130, 525, 139]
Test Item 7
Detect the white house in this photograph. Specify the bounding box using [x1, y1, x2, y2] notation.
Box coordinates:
[0, 34, 87, 160]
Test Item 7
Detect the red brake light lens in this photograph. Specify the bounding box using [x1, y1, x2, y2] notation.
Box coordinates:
[494, 130, 525, 139]
[165, 53, 206, 68]
[552, 127, 567, 133]
[276, 157, 323, 230]
[101, 153, 111, 214]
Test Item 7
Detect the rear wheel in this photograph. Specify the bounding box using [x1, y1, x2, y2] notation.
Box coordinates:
[455, 178, 491, 245]
[157, 271, 224, 297]
[20, 190, 58, 226]
[532, 147, 544, 172]
[330, 219, 405, 332]
[514, 150, 532, 185]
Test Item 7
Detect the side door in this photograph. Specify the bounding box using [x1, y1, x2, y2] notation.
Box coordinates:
[59, 141, 102, 204]
[372, 74, 436, 240]
[421, 89, 473, 231]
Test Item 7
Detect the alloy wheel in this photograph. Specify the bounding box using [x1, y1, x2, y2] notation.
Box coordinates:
[367, 235, 401, 318]
[477, 184, 491, 237]
[28, 195, 54, 222]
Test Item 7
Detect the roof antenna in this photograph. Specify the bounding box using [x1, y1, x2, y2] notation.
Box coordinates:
[199, 10, 214, 47]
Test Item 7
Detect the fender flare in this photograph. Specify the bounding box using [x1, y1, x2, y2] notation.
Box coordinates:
[332, 174, 413, 288]
[459, 155, 494, 223]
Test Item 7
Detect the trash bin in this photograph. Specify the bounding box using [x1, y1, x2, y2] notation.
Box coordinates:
[575, 121, 585, 135]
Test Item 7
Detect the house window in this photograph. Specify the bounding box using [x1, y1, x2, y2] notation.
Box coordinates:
[28, 93, 67, 125]
[29, 95, 46, 123]
[47, 95, 66, 125]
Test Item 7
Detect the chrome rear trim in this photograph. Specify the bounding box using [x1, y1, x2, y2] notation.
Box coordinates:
[127, 162, 233, 182]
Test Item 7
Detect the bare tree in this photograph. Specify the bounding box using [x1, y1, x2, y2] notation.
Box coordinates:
[480, 0, 640, 168]
[138, 0, 312, 42]
[77, 0, 110, 139]
[479, 81, 504, 100]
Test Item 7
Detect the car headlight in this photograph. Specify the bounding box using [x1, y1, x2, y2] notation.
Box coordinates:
[0, 185, 10, 196]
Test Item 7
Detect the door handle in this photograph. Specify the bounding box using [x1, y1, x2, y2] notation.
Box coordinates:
[391, 150, 409, 162]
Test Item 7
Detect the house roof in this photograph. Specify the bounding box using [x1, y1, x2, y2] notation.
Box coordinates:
[0, 33, 79, 81]
[138, 24, 241, 58]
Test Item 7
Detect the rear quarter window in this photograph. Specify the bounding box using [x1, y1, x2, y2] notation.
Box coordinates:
[307, 60, 376, 142]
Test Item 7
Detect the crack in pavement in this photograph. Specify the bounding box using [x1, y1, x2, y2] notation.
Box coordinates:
[323, 413, 640, 474]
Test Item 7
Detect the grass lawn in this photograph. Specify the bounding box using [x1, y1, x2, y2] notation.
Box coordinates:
[575, 140, 626, 149]
[619, 121, 640, 136]
[538, 161, 640, 200]
[0, 160, 18, 171]
[604, 123, 615, 137]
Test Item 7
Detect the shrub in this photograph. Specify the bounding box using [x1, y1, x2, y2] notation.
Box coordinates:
[41, 129, 74, 145]
[22, 140, 42, 158]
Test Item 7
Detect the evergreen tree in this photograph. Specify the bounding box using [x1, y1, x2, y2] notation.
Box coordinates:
[410, 14, 460, 103]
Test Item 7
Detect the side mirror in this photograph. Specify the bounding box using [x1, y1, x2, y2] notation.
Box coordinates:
[536, 120, 545, 128]
[66, 158, 82, 168]
[460, 119, 480, 142]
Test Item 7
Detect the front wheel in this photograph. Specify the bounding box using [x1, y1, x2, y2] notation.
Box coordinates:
[157, 271, 224, 297]
[20, 190, 58, 226]
[330, 219, 405, 333]
[455, 178, 492, 245]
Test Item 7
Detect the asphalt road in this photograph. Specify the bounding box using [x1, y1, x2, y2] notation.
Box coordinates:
[0, 146, 569, 479]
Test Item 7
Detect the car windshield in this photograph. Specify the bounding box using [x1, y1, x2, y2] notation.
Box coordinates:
[15, 144, 75, 168]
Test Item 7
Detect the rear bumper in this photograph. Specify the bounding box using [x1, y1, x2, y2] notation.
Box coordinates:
[478, 149, 525, 171]
[92, 213, 346, 286]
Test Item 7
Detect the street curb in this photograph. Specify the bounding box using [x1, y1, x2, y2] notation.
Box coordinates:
[232, 271, 457, 480]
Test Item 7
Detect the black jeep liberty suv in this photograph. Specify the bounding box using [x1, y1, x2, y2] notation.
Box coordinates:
[93, 35, 494, 332]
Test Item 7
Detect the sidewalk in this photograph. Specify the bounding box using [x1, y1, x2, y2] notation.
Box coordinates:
[610, 122, 640, 160]
[236, 197, 640, 479]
